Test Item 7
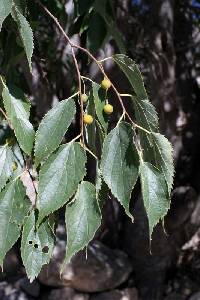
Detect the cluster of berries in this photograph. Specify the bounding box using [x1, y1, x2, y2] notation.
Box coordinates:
[82, 78, 113, 125]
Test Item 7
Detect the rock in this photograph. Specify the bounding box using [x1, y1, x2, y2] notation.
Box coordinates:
[17, 277, 40, 297]
[90, 288, 138, 300]
[189, 292, 200, 300]
[48, 287, 89, 300]
[0, 281, 29, 300]
[39, 240, 133, 292]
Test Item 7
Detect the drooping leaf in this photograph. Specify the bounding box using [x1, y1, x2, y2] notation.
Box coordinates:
[101, 122, 139, 219]
[12, 6, 34, 71]
[94, 1, 125, 54]
[34, 97, 76, 167]
[113, 54, 148, 99]
[140, 161, 170, 239]
[0, 145, 15, 191]
[0, 179, 30, 267]
[64, 181, 101, 264]
[0, 0, 12, 31]
[92, 82, 108, 132]
[151, 133, 174, 194]
[87, 13, 107, 52]
[21, 211, 54, 282]
[37, 142, 86, 225]
[2, 83, 35, 155]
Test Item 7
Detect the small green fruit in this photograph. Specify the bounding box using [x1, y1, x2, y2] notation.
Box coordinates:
[101, 78, 111, 90]
[83, 114, 93, 125]
[81, 94, 88, 103]
[12, 162, 18, 171]
[104, 104, 113, 115]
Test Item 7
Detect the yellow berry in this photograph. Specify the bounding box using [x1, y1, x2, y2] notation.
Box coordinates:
[81, 94, 88, 103]
[101, 78, 111, 90]
[12, 162, 18, 171]
[83, 114, 93, 125]
[104, 104, 113, 115]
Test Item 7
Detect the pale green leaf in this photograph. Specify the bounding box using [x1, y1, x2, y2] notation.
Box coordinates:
[113, 54, 147, 98]
[0, 145, 15, 191]
[92, 82, 108, 132]
[37, 142, 86, 225]
[12, 6, 34, 71]
[152, 133, 174, 194]
[0, 179, 30, 267]
[2, 84, 35, 155]
[140, 161, 170, 239]
[21, 211, 54, 282]
[0, 0, 12, 31]
[64, 181, 101, 264]
[35, 97, 76, 167]
[101, 122, 139, 219]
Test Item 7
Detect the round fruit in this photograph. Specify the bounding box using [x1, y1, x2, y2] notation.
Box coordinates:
[12, 161, 18, 171]
[83, 114, 93, 125]
[101, 78, 111, 90]
[81, 94, 88, 103]
[104, 104, 113, 115]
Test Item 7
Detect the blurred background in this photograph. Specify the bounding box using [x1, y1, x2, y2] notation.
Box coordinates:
[1, 0, 200, 299]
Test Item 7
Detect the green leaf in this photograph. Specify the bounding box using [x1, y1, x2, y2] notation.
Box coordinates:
[2, 83, 35, 155]
[0, 0, 12, 31]
[87, 13, 107, 52]
[140, 161, 170, 239]
[0, 179, 30, 267]
[12, 6, 34, 71]
[101, 122, 139, 219]
[113, 54, 148, 99]
[86, 90, 96, 154]
[92, 82, 108, 132]
[0, 145, 15, 191]
[34, 97, 76, 167]
[74, 0, 94, 16]
[37, 142, 86, 225]
[94, 1, 125, 54]
[21, 211, 54, 282]
[133, 97, 159, 133]
[151, 133, 174, 194]
[64, 181, 101, 264]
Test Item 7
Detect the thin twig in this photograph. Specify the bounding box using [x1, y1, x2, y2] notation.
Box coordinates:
[0, 108, 13, 128]
[37, 0, 151, 135]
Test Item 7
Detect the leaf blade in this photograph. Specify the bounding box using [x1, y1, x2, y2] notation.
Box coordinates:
[37, 142, 86, 224]
[2, 84, 35, 155]
[21, 212, 54, 282]
[34, 97, 76, 166]
[64, 181, 101, 264]
[101, 122, 139, 219]
[92, 82, 108, 132]
[140, 161, 170, 238]
[12, 6, 34, 71]
[152, 133, 174, 194]
[0, 179, 30, 267]
[0, 0, 12, 31]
